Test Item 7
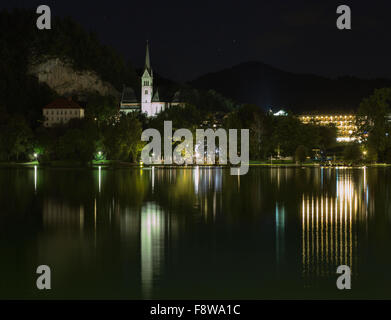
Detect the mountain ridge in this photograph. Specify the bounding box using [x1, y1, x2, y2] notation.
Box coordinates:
[189, 61, 391, 113]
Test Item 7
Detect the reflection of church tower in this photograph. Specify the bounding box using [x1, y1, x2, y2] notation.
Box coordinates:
[141, 41, 153, 116]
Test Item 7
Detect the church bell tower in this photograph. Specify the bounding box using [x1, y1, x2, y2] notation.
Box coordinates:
[141, 41, 153, 116]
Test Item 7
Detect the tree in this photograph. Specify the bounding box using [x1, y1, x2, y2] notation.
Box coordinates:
[224, 104, 268, 160]
[34, 126, 56, 163]
[385, 148, 391, 164]
[343, 144, 362, 164]
[295, 145, 307, 164]
[317, 124, 337, 151]
[103, 113, 143, 162]
[57, 128, 83, 160]
[37, 119, 100, 164]
[357, 88, 391, 162]
[274, 116, 309, 158]
[0, 115, 33, 161]
[84, 93, 118, 123]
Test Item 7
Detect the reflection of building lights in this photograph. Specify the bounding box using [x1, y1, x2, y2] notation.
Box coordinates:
[275, 203, 286, 266]
[34, 165, 37, 191]
[301, 170, 364, 282]
[151, 166, 155, 193]
[194, 166, 199, 194]
[98, 166, 101, 193]
[42, 199, 85, 230]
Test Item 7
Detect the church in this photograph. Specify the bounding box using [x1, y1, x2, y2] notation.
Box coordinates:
[120, 42, 184, 117]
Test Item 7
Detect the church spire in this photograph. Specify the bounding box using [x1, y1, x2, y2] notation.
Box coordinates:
[145, 40, 152, 74]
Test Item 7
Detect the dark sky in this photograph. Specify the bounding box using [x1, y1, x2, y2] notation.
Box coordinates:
[2, 0, 391, 82]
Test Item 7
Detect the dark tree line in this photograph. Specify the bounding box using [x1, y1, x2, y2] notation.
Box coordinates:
[35, 113, 143, 164]
[223, 104, 337, 161]
[357, 88, 391, 163]
[0, 105, 143, 164]
[139, 103, 337, 162]
[0, 110, 34, 161]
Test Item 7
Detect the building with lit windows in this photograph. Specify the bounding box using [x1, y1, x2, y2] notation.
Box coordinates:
[298, 114, 357, 142]
[269, 108, 288, 117]
[43, 98, 85, 127]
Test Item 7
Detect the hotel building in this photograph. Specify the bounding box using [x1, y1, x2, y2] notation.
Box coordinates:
[298, 114, 357, 142]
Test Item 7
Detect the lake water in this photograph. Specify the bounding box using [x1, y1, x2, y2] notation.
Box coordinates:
[0, 166, 390, 299]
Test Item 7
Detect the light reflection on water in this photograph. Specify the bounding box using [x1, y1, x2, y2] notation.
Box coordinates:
[275, 202, 285, 268]
[301, 169, 364, 285]
[140, 202, 165, 299]
[0, 166, 390, 299]
[43, 199, 85, 230]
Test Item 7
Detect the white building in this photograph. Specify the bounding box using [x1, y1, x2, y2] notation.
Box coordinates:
[43, 98, 85, 127]
[120, 42, 185, 117]
[298, 114, 357, 142]
[269, 108, 288, 117]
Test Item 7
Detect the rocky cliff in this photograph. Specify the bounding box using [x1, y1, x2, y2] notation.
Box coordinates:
[28, 57, 120, 98]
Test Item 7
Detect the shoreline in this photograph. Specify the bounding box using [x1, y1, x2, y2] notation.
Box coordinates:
[0, 161, 390, 169]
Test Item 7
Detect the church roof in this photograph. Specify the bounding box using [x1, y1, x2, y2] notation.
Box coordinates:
[152, 89, 160, 102]
[43, 98, 82, 109]
[121, 87, 138, 103]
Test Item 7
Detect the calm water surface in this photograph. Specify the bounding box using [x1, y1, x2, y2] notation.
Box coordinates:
[0, 166, 390, 299]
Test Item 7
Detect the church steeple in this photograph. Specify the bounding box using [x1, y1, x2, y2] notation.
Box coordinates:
[145, 40, 152, 74]
[141, 40, 153, 116]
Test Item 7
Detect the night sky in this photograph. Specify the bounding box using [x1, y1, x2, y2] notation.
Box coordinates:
[2, 0, 391, 82]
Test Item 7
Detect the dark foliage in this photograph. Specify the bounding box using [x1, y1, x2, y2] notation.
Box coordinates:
[223, 104, 337, 160]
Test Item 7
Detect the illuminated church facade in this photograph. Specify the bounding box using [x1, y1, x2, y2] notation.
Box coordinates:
[120, 42, 184, 117]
